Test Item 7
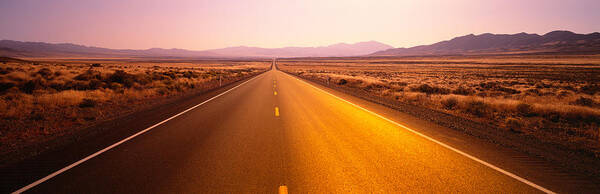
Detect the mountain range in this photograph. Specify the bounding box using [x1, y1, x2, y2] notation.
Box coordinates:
[206, 41, 393, 58]
[372, 30, 600, 56]
[1, 30, 599, 58]
[0, 40, 392, 58]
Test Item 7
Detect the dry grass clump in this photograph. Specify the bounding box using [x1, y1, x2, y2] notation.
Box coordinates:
[410, 84, 450, 95]
[0, 61, 268, 154]
[441, 97, 458, 110]
[279, 55, 600, 154]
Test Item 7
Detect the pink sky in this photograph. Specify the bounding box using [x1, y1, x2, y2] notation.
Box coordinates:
[1, 0, 599, 50]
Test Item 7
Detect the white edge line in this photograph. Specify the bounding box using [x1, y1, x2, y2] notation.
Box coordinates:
[12, 73, 264, 194]
[285, 72, 555, 194]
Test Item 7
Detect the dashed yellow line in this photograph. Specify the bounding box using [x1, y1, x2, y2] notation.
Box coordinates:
[275, 107, 280, 117]
[278, 185, 288, 194]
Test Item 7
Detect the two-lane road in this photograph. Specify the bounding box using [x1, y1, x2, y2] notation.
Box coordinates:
[16, 68, 548, 193]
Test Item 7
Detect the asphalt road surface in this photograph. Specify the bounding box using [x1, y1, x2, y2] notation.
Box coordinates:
[10, 68, 567, 193]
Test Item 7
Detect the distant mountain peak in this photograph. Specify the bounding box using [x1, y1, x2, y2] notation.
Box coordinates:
[371, 30, 600, 56]
[328, 41, 390, 47]
[205, 41, 393, 57]
[544, 30, 575, 36]
[0, 40, 394, 58]
[330, 42, 350, 46]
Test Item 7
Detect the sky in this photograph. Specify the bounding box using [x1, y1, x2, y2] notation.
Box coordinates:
[1, 0, 599, 50]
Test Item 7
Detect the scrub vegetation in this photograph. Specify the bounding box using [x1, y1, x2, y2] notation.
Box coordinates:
[0, 60, 269, 156]
[278, 55, 600, 156]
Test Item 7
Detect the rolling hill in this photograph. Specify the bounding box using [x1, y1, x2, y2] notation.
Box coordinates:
[207, 41, 392, 57]
[0, 40, 392, 58]
[371, 30, 600, 56]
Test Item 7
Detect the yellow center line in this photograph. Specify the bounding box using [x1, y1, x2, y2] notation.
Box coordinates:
[275, 107, 280, 117]
[278, 185, 288, 194]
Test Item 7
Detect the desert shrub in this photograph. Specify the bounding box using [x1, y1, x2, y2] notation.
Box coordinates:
[29, 111, 45, 121]
[496, 86, 520, 94]
[505, 117, 523, 133]
[364, 83, 389, 91]
[182, 71, 198, 79]
[79, 98, 97, 108]
[580, 84, 600, 95]
[557, 90, 572, 98]
[53, 71, 63, 77]
[538, 106, 600, 125]
[109, 82, 123, 91]
[150, 72, 172, 80]
[20, 79, 45, 94]
[207, 70, 220, 76]
[0, 82, 16, 94]
[88, 79, 104, 89]
[412, 84, 450, 95]
[562, 110, 599, 124]
[479, 82, 498, 89]
[479, 81, 519, 94]
[452, 86, 474, 95]
[200, 72, 212, 79]
[504, 81, 522, 86]
[464, 100, 488, 117]
[534, 82, 553, 89]
[162, 71, 177, 79]
[128, 73, 152, 85]
[516, 103, 534, 117]
[108, 70, 136, 88]
[7, 72, 28, 82]
[169, 83, 185, 92]
[572, 96, 596, 107]
[65, 80, 93, 90]
[392, 87, 404, 92]
[162, 79, 174, 86]
[48, 80, 66, 91]
[74, 70, 102, 81]
[547, 112, 561, 122]
[91, 63, 102, 67]
[0, 67, 14, 74]
[36, 68, 53, 78]
[338, 79, 348, 85]
[390, 81, 408, 86]
[441, 97, 458, 110]
[525, 88, 541, 95]
[157, 87, 169, 95]
[562, 85, 577, 91]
